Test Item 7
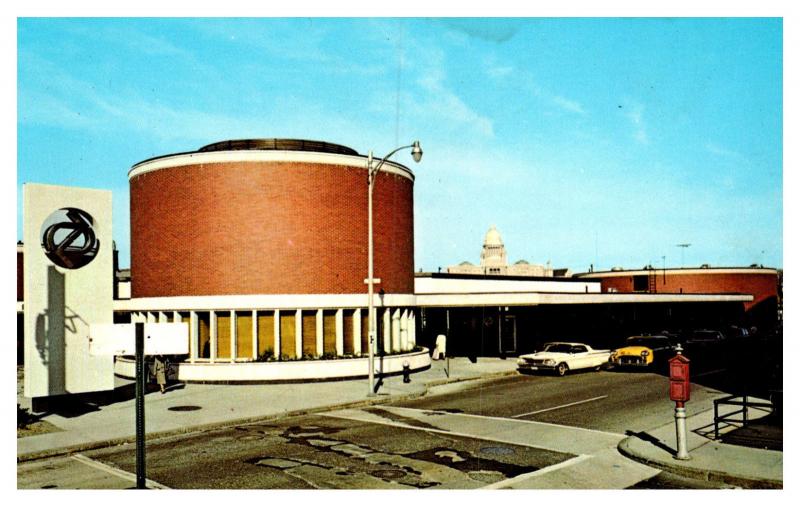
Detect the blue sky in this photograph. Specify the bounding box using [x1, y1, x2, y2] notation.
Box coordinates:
[16, 17, 783, 272]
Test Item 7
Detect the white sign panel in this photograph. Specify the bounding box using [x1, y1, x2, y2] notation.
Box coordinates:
[90, 323, 190, 356]
[23, 183, 114, 397]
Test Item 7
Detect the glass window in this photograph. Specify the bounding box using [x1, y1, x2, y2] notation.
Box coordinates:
[216, 312, 231, 359]
[198, 312, 211, 359]
[236, 312, 253, 359]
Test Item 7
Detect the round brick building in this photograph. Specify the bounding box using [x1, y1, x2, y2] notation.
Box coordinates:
[121, 139, 426, 379]
[130, 139, 414, 298]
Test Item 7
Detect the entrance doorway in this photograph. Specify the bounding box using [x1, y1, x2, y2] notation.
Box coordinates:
[499, 314, 516, 355]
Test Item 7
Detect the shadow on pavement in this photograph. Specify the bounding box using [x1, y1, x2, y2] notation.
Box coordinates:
[625, 430, 676, 456]
[29, 380, 187, 418]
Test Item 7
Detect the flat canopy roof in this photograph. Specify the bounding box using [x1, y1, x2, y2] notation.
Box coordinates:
[416, 292, 753, 307]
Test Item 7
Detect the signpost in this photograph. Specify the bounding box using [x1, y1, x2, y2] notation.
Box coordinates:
[89, 321, 189, 489]
[135, 323, 146, 489]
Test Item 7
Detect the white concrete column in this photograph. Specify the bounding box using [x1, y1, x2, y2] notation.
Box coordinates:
[400, 309, 409, 351]
[382, 308, 391, 354]
[409, 311, 416, 348]
[190, 311, 198, 363]
[273, 310, 281, 359]
[392, 308, 402, 352]
[172, 311, 180, 322]
[353, 309, 362, 355]
[210, 311, 218, 363]
[252, 310, 258, 360]
[230, 310, 237, 363]
[158, 311, 168, 323]
[295, 309, 303, 359]
[335, 309, 344, 356]
[316, 309, 324, 357]
[147, 312, 156, 323]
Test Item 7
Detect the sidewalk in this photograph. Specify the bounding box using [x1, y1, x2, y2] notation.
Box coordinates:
[17, 357, 515, 462]
[618, 400, 783, 488]
[18, 358, 783, 489]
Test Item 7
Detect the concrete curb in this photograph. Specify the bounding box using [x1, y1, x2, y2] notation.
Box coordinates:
[17, 370, 515, 463]
[617, 437, 783, 489]
[424, 369, 517, 388]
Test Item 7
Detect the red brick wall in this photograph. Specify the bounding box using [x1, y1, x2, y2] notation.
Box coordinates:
[130, 160, 414, 297]
[598, 271, 778, 310]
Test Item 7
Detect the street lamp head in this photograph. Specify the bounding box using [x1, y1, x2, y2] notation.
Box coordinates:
[411, 140, 423, 163]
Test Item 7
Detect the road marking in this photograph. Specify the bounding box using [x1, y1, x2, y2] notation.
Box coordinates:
[322, 405, 625, 456]
[321, 411, 559, 451]
[481, 454, 593, 489]
[71, 454, 170, 489]
[511, 395, 609, 419]
[387, 405, 625, 438]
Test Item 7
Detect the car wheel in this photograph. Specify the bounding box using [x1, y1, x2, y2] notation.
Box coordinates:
[556, 363, 568, 376]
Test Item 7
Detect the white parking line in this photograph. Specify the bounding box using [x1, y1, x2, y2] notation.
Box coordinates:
[71, 454, 170, 489]
[511, 395, 608, 419]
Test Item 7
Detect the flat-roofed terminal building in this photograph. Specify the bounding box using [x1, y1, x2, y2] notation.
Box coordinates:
[16, 139, 779, 382]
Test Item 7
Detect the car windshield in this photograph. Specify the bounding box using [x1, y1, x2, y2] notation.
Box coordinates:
[626, 337, 666, 347]
[543, 344, 573, 353]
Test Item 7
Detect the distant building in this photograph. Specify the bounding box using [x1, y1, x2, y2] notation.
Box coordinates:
[447, 225, 567, 277]
[574, 265, 780, 327]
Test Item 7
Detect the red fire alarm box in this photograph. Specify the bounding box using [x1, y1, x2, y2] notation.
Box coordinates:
[669, 353, 691, 402]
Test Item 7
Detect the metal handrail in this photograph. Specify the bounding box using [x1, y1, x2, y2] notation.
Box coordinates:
[713, 394, 774, 439]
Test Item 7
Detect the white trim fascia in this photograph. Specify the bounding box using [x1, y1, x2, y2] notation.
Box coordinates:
[114, 293, 417, 311]
[577, 268, 779, 278]
[415, 292, 753, 307]
[129, 150, 415, 182]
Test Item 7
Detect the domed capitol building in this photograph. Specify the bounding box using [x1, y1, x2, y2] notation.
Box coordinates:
[447, 225, 563, 277]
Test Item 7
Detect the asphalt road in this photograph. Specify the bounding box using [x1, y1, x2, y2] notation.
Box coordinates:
[396, 368, 727, 433]
[18, 368, 734, 489]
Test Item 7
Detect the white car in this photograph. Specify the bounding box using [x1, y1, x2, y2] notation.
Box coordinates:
[517, 342, 611, 376]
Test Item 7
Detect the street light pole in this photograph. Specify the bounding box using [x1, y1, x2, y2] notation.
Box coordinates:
[367, 141, 422, 397]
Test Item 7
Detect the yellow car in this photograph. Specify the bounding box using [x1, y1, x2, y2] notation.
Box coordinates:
[609, 335, 674, 368]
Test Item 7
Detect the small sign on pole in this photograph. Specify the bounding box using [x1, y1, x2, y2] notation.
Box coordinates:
[89, 321, 188, 489]
[89, 323, 189, 356]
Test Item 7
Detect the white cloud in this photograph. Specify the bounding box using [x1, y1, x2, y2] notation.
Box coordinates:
[623, 102, 648, 144]
[551, 95, 586, 115]
[487, 64, 514, 79]
[705, 142, 742, 159]
[405, 41, 495, 139]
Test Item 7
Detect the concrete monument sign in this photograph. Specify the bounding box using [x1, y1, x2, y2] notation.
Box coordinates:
[23, 183, 114, 398]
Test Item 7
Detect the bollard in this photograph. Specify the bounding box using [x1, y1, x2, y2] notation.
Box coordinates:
[402, 360, 411, 383]
[674, 402, 690, 460]
[669, 344, 691, 460]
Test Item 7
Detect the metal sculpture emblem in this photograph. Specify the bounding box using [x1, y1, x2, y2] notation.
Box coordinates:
[41, 208, 100, 269]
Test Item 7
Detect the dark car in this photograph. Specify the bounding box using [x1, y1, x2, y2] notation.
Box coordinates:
[687, 329, 726, 345]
